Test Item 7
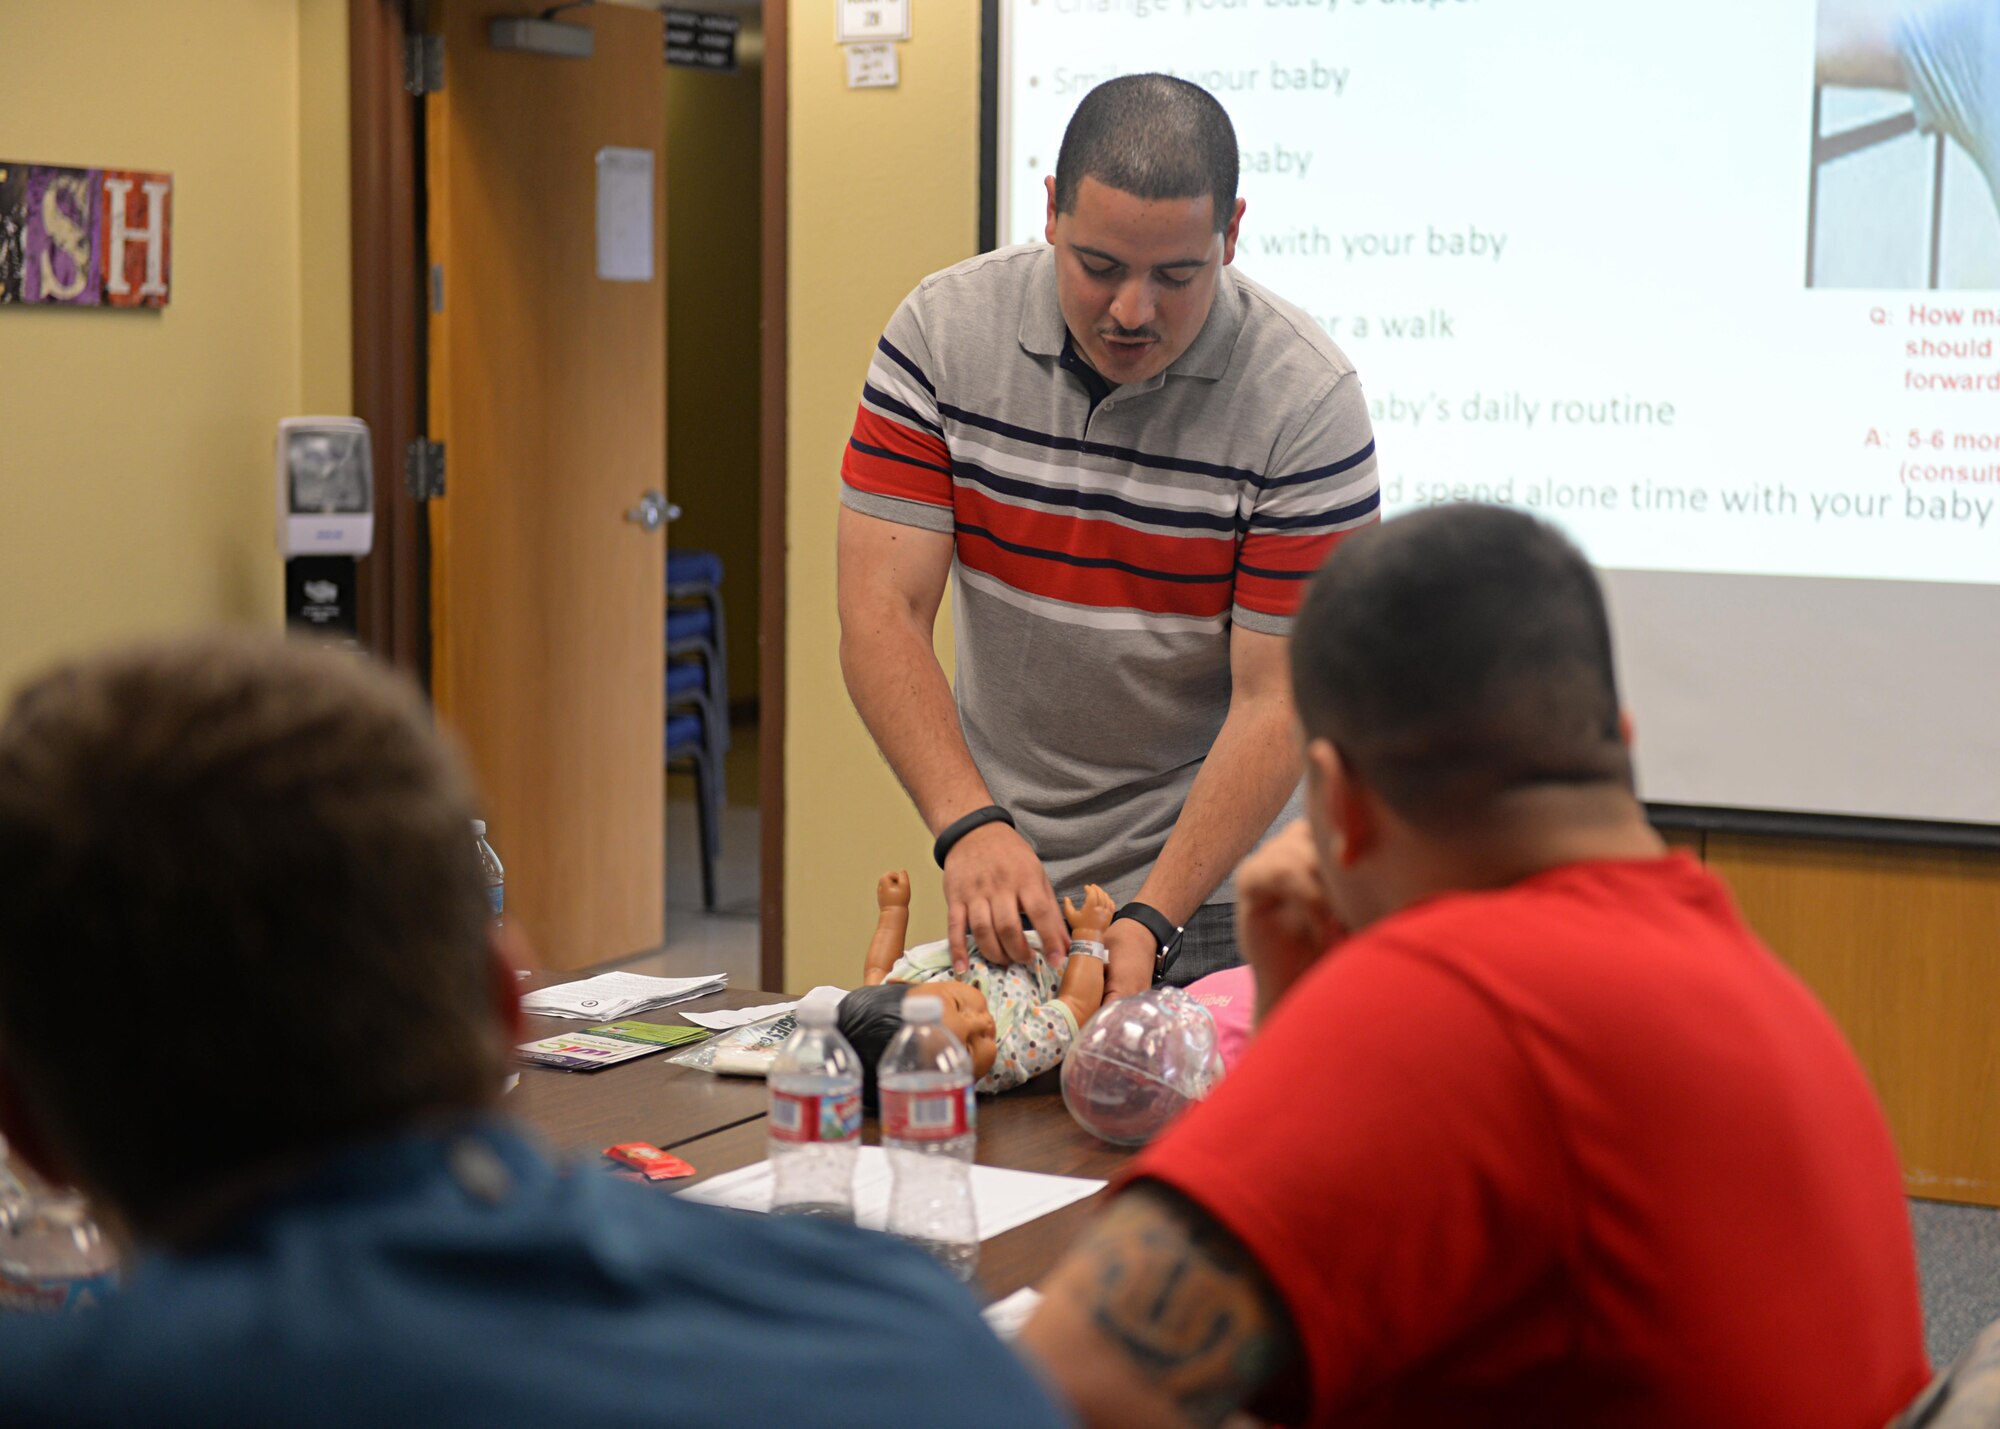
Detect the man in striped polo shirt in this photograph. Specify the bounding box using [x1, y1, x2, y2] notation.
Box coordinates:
[837, 75, 1379, 997]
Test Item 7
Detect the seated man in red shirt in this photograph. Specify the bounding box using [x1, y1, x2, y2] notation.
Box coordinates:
[1020, 503, 1929, 1429]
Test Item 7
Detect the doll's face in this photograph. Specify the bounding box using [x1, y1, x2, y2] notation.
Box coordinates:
[907, 983, 997, 1080]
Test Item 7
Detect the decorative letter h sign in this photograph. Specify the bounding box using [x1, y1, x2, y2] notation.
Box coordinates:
[0, 161, 173, 308]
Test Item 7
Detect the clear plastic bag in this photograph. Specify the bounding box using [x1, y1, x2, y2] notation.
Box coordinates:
[663, 1013, 798, 1074]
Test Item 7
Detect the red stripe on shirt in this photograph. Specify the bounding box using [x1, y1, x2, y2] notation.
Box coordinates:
[1235, 528, 1355, 618]
[955, 487, 1236, 581]
[957, 525, 1234, 620]
[843, 405, 952, 507]
[854, 406, 949, 469]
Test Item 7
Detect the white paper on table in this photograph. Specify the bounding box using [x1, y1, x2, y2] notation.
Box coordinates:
[678, 1147, 1104, 1241]
[981, 1287, 1043, 1341]
[680, 986, 847, 1031]
[521, 971, 725, 1019]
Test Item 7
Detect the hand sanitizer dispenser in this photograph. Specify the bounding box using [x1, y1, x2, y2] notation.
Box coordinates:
[276, 417, 373, 639]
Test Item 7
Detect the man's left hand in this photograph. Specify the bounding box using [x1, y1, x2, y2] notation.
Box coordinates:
[1104, 919, 1157, 1000]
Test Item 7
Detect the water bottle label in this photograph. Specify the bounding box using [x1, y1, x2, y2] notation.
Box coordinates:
[0, 1269, 117, 1313]
[769, 1088, 861, 1144]
[487, 886, 504, 918]
[880, 1084, 974, 1141]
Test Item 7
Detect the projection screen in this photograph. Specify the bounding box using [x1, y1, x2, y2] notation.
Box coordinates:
[987, 0, 2000, 833]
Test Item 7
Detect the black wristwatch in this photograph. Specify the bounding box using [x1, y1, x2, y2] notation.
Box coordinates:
[1113, 901, 1185, 985]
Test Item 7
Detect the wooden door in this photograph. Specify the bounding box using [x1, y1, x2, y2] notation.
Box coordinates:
[426, 0, 665, 969]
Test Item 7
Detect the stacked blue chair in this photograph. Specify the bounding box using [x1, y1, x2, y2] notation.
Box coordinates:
[666, 546, 727, 910]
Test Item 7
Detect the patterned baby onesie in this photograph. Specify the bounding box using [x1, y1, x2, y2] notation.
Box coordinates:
[886, 934, 1081, 1093]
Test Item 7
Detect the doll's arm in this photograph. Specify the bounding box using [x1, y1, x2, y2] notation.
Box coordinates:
[1054, 883, 1115, 1023]
[1063, 883, 1116, 943]
[1055, 946, 1108, 1029]
[864, 869, 912, 986]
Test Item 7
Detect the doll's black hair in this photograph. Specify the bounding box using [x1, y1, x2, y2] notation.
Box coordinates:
[836, 983, 911, 1111]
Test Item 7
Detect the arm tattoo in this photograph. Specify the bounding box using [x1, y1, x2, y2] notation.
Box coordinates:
[1064, 1183, 1299, 1426]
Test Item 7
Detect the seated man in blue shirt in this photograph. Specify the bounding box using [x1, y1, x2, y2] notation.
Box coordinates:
[0, 632, 1065, 1429]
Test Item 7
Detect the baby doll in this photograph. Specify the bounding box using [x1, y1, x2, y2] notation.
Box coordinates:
[837, 869, 1113, 1096]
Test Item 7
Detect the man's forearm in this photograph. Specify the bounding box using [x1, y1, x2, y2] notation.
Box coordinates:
[839, 605, 992, 835]
[1133, 692, 1301, 925]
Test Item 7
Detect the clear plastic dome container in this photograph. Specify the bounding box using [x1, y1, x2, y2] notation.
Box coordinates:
[1062, 986, 1225, 1146]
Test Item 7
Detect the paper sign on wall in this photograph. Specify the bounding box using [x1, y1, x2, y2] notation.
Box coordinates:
[837, 0, 909, 43]
[846, 42, 898, 90]
[595, 147, 654, 284]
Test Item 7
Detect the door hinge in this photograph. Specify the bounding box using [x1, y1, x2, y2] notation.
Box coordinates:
[430, 263, 444, 314]
[405, 439, 446, 502]
[404, 33, 445, 95]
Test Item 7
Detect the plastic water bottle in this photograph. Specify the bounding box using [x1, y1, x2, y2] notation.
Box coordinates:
[880, 997, 978, 1280]
[472, 820, 504, 923]
[0, 1137, 28, 1235]
[767, 1000, 862, 1222]
[0, 1190, 118, 1313]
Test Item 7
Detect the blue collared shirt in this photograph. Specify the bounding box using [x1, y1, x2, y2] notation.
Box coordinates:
[0, 1118, 1070, 1427]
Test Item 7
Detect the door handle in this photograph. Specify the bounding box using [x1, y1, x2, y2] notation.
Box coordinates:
[624, 489, 669, 533]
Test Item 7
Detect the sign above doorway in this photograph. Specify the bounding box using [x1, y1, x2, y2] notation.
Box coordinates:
[665, 10, 741, 73]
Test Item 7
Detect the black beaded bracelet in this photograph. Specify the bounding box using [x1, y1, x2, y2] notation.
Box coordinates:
[932, 805, 1016, 868]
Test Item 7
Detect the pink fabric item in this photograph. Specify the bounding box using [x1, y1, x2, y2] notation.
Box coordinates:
[1185, 965, 1256, 1071]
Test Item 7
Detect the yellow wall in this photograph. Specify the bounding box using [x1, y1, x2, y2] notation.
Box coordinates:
[299, 0, 353, 417]
[0, 0, 351, 696]
[666, 33, 763, 705]
[783, 2, 981, 987]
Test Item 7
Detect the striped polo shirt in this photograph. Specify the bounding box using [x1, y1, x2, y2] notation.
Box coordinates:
[842, 243, 1378, 906]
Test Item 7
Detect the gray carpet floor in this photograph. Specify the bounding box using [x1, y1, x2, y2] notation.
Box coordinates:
[1914, 1198, 2000, 1368]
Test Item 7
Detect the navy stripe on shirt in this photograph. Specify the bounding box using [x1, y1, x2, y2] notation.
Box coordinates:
[851, 437, 953, 477]
[952, 459, 1240, 534]
[862, 383, 944, 436]
[939, 401, 1269, 486]
[876, 337, 937, 397]
[1249, 489, 1382, 532]
[938, 399, 1376, 495]
[1237, 562, 1317, 581]
[1261, 438, 1378, 490]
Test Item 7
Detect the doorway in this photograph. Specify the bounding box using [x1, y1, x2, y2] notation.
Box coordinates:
[347, 0, 788, 987]
[663, 0, 766, 988]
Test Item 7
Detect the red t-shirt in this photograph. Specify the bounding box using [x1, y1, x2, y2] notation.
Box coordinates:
[1130, 855, 1928, 1429]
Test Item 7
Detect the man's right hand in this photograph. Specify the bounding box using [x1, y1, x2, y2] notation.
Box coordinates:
[943, 821, 1069, 973]
[1235, 818, 1344, 1020]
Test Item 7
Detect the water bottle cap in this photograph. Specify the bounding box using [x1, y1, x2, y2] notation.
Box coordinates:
[901, 997, 944, 1024]
[795, 999, 835, 1026]
[471, 819, 487, 838]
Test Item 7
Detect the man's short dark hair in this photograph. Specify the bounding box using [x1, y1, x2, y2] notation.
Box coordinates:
[1290, 505, 1631, 824]
[0, 632, 502, 1232]
[1055, 75, 1238, 231]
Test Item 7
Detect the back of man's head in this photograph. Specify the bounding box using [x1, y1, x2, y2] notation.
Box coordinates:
[1291, 504, 1632, 825]
[1055, 74, 1238, 229]
[0, 632, 502, 1234]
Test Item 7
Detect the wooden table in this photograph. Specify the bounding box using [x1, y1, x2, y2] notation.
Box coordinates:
[510, 984, 779, 1155]
[509, 979, 1135, 1296]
